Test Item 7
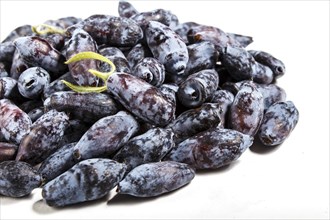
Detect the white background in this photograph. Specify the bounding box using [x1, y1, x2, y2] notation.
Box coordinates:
[0, 0, 329, 219]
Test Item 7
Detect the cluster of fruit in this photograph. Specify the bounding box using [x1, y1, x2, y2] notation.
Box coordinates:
[0, 1, 298, 207]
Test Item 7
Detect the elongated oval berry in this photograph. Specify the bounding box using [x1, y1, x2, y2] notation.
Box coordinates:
[146, 21, 188, 75]
[166, 102, 222, 143]
[13, 36, 67, 77]
[0, 161, 42, 197]
[107, 72, 175, 126]
[0, 99, 32, 144]
[42, 158, 127, 207]
[229, 81, 264, 136]
[248, 50, 285, 79]
[112, 128, 174, 172]
[44, 91, 120, 123]
[258, 101, 299, 146]
[16, 109, 69, 165]
[164, 127, 253, 169]
[73, 111, 139, 160]
[117, 161, 195, 197]
[177, 69, 219, 108]
[82, 14, 143, 46]
[64, 28, 99, 86]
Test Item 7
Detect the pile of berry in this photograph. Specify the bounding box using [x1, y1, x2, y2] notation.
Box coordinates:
[0, 1, 299, 207]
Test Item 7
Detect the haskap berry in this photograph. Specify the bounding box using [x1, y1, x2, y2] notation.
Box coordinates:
[0, 0, 298, 207]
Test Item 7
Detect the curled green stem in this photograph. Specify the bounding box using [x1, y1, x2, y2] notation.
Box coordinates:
[32, 24, 66, 35]
[61, 51, 116, 93]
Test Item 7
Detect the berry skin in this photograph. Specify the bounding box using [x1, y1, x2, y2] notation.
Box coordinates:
[18, 67, 50, 99]
[42, 158, 127, 206]
[117, 161, 195, 197]
[0, 161, 42, 197]
[258, 101, 299, 146]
